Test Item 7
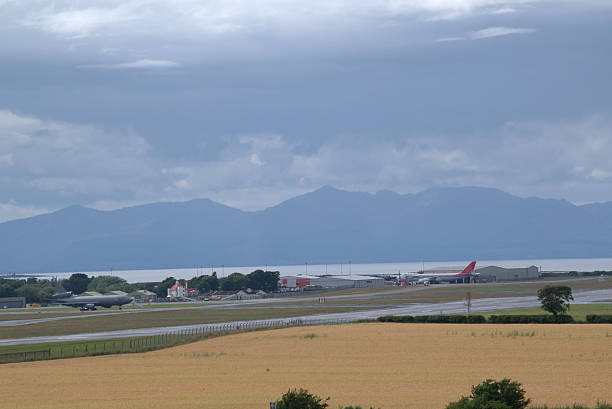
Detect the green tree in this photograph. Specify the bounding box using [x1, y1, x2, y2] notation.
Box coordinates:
[276, 388, 329, 409]
[14, 279, 56, 303]
[537, 285, 574, 316]
[153, 277, 177, 297]
[87, 276, 129, 294]
[247, 270, 280, 292]
[62, 273, 91, 295]
[187, 274, 219, 293]
[204, 274, 219, 291]
[0, 281, 17, 297]
[446, 379, 530, 409]
[220, 273, 248, 291]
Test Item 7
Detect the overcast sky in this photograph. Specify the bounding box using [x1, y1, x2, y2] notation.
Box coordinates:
[1, 0, 612, 222]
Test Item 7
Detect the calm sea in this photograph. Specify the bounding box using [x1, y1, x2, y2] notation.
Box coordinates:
[27, 257, 612, 283]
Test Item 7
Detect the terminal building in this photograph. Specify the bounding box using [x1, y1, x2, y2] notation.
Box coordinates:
[280, 274, 385, 289]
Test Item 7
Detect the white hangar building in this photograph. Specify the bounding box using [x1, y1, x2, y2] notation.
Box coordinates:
[279, 274, 385, 289]
[475, 265, 540, 281]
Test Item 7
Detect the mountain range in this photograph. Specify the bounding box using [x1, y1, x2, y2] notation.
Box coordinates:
[1, 186, 612, 273]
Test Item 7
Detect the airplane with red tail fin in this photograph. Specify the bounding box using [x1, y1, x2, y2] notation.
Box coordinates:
[406, 261, 477, 286]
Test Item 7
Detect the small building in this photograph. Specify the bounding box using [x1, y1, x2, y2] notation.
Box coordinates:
[279, 274, 320, 289]
[279, 274, 384, 289]
[167, 281, 187, 298]
[186, 287, 199, 298]
[475, 265, 540, 282]
[0, 297, 26, 309]
[316, 275, 385, 288]
[130, 289, 157, 303]
[222, 290, 267, 301]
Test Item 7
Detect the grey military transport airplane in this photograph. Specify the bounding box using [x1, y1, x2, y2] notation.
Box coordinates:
[52, 291, 133, 311]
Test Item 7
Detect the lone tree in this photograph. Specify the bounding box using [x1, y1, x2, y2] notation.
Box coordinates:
[62, 273, 90, 295]
[446, 378, 530, 409]
[276, 388, 329, 409]
[537, 285, 574, 316]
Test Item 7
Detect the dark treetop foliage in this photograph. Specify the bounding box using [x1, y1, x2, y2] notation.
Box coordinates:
[0, 278, 55, 303]
[537, 285, 574, 316]
[86, 275, 136, 294]
[218, 270, 280, 292]
[276, 388, 329, 409]
[62, 273, 91, 294]
[154, 276, 178, 297]
[187, 274, 219, 292]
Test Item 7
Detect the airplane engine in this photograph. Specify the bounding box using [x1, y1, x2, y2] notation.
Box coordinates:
[85, 303, 96, 310]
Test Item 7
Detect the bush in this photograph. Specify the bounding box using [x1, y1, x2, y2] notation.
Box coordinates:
[377, 315, 414, 323]
[377, 315, 485, 323]
[446, 379, 530, 409]
[586, 314, 612, 323]
[276, 388, 329, 409]
[446, 396, 512, 409]
[487, 315, 574, 324]
[531, 403, 612, 409]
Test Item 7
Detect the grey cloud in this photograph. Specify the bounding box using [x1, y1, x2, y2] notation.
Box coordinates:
[0, 202, 52, 223]
[79, 59, 181, 69]
[0, 109, 158, 199]
[158, 116, 612, 210]
[1, 109, 612, 221]
[470, 26, 534, 39]
[438, 26, 534, 42]
[0, 0, 551, 63]
[20, 5, 141, 39]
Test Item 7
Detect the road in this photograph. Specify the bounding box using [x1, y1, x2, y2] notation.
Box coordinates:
[1, 288, 610, 346]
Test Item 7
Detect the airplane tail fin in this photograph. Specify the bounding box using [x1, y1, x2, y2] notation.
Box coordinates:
[459, 261, 477, 276]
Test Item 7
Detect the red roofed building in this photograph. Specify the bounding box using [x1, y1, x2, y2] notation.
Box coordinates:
[186, 287, 199, 297]
[167, 281, 186, 298]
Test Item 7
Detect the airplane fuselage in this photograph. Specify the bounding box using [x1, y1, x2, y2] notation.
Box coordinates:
[56, 295, 132, 310]
[406, 261, 477, 286]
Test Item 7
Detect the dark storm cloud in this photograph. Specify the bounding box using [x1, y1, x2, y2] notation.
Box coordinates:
[0, 0, 611, 221]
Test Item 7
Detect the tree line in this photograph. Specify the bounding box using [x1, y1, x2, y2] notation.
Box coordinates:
[60, 269, 281, 297]
[153, 270, 280, 297]
[0, 278, 56, 303]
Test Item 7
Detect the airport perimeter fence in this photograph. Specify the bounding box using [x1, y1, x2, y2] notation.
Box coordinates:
[0, 316, 357, 364]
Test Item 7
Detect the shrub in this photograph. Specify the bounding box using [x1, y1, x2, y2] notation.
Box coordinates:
[446, 379, 530, 409]
[487, 315, 574, 324]
[377, 315, 414, 323]
[446, 396, 512, 409]
[586, 315, 612, 323]
[378, 315, 486, 323]
[276, 388, 329, 409]
[530, 403, 612, 409]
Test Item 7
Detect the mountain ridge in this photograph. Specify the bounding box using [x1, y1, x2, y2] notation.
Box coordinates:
[1, 186, 611, 272]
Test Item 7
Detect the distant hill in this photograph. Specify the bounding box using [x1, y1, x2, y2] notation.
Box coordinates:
[1, 186, 612, 272]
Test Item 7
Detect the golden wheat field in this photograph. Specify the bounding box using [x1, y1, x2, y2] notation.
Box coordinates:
[2, 323, 611, 409]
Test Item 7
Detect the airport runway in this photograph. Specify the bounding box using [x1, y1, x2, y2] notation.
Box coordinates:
[1, 277, 592, 327]
[1, 288, 610, 346]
